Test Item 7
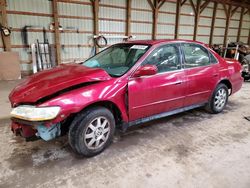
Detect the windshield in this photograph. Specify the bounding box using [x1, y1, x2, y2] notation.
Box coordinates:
[83, 43, 150, 77]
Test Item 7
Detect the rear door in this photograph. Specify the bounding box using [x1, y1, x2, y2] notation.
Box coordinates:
[181, 43, 219, 106]
[128, 43, 186, 121]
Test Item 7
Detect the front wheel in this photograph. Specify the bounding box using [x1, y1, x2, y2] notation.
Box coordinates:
[68, 107, 115, 157]
[205, 83, 229, 114]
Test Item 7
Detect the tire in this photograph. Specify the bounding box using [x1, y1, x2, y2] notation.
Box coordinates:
[205, 83, 229, 114]
[68, 107, 115, 157]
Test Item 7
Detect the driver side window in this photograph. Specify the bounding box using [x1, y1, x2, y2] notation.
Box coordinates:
[143, 44, 181, 73]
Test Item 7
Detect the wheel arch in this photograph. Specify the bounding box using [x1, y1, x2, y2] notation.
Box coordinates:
[80, 100, 124, 126]
[218, 79, 232, 95]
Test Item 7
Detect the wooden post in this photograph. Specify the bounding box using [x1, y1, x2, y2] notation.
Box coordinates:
[244, 8, 250, 44]
[148, 0, 165, 40]
[0, 0, 11, 51]
[237, 7, 244, 42]
[193, 0, 201, 41]
[209, 2, 217, 46]
[91, 0, 99, 52]
[200, 0, 210, 14]
[52, 0, 61, 64]
[152, 0, 159, 40]
[92, 0, 99, 36]
[175, 0, 181, 39]
[223, 4, 232, 47]
[126, 0, 131, 36]
[248, 29, 250, 45]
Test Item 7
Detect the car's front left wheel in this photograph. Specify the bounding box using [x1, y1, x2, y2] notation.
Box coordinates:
[68, 107, 115, 157]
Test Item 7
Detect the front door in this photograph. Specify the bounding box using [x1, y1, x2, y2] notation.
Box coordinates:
[128, 44, 186, 121]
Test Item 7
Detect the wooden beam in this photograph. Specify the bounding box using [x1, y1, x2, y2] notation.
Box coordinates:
[181, 0, 187, 6]
[175, 0, 181, 39]
[92, 0, 99, 36]
[126, 0, 131, 36]
[0, 0, 11, 51]
[244, 8, 250, 15]
[231, 6, 239, 17]
[158, 0, 165, 9]
[52, 0, 61, 64]
[210, 0, 250, 10]
[248, 28, 250, 45]
[237, 7, 244, 42]
[209, 2, 217, 46]
[200, 0, 210, 14]
[91, 0, 99, 52]
[193, 0, 201, 41]
[223, 4, 232, 46]
[222, 4, 229, 17]
[189, 0, 197, 15]
[147, 0, 155, 10]
[152, 0, 159, 40]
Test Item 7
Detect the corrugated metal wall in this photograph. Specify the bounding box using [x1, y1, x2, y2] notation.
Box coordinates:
[99, 0, 127, 46]
[0, 0, 249, 75]
[0, 13, 2, 49]
[157, 2, 176, 39]
[131, 0, 152, 40]
[179, 1, 195, 40]
[197, 1, 213, 43]
[58, 0, 92, 63]
[5, 0, 54, 74]
[241, 9, 250, 43]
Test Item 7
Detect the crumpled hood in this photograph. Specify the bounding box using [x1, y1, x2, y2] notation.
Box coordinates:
[9, 63, 111, 106]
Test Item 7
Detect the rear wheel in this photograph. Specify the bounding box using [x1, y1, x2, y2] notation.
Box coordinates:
[68, 107, 115, 157]
[205, 83, 228, 114]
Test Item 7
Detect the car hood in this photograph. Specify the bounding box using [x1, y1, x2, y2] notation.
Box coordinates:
[9, 63, 112, 105]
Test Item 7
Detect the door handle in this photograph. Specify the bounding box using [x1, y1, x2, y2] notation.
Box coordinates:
[174, 81, 182, 85]
[213, 73, 219, 77]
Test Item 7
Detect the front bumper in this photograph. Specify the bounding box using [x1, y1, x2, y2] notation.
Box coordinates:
[11, 119, 61, 141]
[11, 121, 37, 139]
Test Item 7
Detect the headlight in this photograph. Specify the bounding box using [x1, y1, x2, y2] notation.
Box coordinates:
[10, 105, 61, 121]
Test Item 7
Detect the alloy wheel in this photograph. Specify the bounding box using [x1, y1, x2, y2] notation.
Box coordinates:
[83, 116, 111, 150]
[214, 88, 227, 111]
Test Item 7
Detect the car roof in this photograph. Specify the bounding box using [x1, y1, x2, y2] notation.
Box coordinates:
[125, 39, 207, 46]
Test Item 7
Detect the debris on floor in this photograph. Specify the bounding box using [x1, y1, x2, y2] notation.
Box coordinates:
[244, 116, 250, 121]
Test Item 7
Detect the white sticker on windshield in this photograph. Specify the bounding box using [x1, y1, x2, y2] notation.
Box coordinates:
[130, 45, 148, 50]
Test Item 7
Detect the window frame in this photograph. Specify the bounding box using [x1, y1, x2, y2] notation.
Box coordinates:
[208, 50, 219, 64]
[181, 42, 214, 69]
[82, 43, 151, 77]
[141, 43, 183, 74]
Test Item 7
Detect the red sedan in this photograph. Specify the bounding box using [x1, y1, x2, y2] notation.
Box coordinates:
[9, 40, 243, 157]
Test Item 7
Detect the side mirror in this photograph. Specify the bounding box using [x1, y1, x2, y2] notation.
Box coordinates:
[134, 65, 158, 77]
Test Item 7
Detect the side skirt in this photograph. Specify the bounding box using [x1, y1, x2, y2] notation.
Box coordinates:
[124, 103, 206, 129]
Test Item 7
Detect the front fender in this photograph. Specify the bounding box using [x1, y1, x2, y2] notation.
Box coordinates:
[39, 80, 128, 125]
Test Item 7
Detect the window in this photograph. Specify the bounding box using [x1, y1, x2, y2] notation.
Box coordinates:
[143, 44, 181, 73]
[83, 44, 150, 77]
[182, 43, 210, 68]
[209, 52, 218, 64]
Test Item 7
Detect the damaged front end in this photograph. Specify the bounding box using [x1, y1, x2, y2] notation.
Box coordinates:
[11, 119, 61, 141]
[8, 64, 113, 142]
[10, 105, 62, 141]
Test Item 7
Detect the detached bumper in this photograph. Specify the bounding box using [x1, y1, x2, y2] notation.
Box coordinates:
[11, 121, 37, 139]
[11, 119, 61, 141]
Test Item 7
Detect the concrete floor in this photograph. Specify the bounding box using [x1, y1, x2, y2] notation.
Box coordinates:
[1, 81, 250, 188]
